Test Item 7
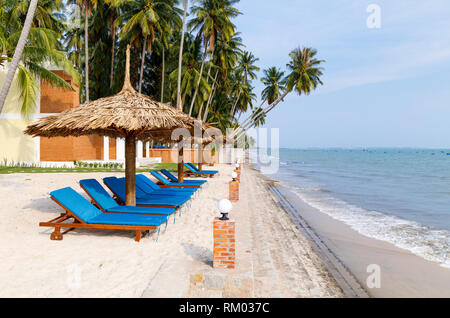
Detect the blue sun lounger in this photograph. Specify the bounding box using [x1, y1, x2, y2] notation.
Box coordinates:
[79, 179, 176, 218]
[187, 163, 219, 174]
[184, 163, 218, 178]
[150, 171, 201, 188]
[40, 187, 168, 242]
[135, 174, 197, 196]
[103, 177, 190, 209]
[160, 169, 207, 186]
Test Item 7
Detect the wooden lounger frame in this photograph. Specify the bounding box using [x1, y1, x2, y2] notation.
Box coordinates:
[40, 197, 157, 242]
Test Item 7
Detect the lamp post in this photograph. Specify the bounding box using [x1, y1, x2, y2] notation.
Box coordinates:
[213, 199, 235, 269]
[234, 163, 241, 182]
[229, 172, 239, 202]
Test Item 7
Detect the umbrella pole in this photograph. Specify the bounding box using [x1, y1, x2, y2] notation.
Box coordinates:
[178, 138, 184, 183]
[198, 146, 203, 171]
[125, 135, 136, 206]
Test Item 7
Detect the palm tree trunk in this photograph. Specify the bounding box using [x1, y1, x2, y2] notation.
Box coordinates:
[84, 5, 90, 102]
[230, 90, 241, 116]
[232, 100, 266, 136]
[236, 91, 289, 139]
[177, 0, 189, 111]
[188, 46, 207, 116]
[202, 83, 217, 122]
[198, 70, 218, 120]
[202, 86, 216, 122]
[0, 0, 38, 113]
[109, 26, 116, 89]
[182, 90, 187, 111]
[160, 45, 165, 103]
[138, 37, 148, 93]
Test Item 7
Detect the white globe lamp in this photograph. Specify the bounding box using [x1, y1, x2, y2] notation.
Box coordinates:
[218, 199, 232, 220]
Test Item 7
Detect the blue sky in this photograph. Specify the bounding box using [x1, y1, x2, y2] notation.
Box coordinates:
[234, 0, 450, 148]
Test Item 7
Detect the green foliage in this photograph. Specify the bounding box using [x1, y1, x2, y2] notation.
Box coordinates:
[1, 0, 325, 139]
[0, 0, 77, 116]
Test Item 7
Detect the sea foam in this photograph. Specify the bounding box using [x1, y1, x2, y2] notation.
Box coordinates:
[288, 183, 450, 269]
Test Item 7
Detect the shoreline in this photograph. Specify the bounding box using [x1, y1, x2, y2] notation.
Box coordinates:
[261, 170, 450, 298]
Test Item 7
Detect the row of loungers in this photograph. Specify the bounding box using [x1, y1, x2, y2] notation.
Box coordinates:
[40, 171, 208, 242]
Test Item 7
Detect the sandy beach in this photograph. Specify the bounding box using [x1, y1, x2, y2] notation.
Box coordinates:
[0, 164, 344, 297]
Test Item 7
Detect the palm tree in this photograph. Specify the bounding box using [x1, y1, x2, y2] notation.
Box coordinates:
[230, 51, 259, 116]
[198, 33, 242, 120]
[234, 82, 256, 117]
[156, 1, 182, 102]
[69, 0, 99, 102]
[235, 47, 324, 138]
[261, 67, 286, 105]
[120, 0, 177, 93]
[251, 107, 266, 127]
[0, 0, 39, 113]
[235, 66, 284, 131]
[105, 0, 121, 89]
[176, 0, 189, 111]
[169, 36, 210, 111]
[0, 1, 77, 115]
[187, 0, 240, 116]
[200, 68, 218, 120]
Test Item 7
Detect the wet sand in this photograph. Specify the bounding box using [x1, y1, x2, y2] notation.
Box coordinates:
[275, 184, 450, 298]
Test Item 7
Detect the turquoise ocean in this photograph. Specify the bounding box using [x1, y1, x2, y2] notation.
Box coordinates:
[251, 148, 450, 268]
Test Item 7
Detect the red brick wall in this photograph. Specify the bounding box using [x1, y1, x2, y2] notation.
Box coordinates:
[73, 135, 104, 160]
[39, 71, 107, 161]
[213, 218, 236, 269]
[109, 138, 116, 160]
[40, 136, 104, 161]
[40, 137, 74, 161]
[40, 71, 79, 113]
[229, 181, 239, 202]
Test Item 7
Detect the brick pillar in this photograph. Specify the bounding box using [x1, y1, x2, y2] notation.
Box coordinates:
[213, 218, 236, 269]
[229, 180, 239, 202]
[234, 169, 241, 182]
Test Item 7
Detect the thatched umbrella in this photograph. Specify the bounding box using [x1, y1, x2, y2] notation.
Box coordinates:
[25, 45, 196, 206]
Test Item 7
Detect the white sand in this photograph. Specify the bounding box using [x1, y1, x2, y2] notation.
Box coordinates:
[0, 165, 343, 297]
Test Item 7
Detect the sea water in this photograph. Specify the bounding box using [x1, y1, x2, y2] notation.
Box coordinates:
[251, 148, 450, 268]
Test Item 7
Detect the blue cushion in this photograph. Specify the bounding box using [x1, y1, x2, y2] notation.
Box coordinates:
[105, 177, 189, 206]
[150, 171, 200, 189]
[160, 169, 178, 182]
[150, 171, 170, 185]
[160, 169, 206, 185]
[89, 212, 167, 227]
[137, 174, 196, 194]
[187, 163, 218, 174]
[103, 177, 126, 202]
[124, 176, 194, 197]
[105, 205, 175, 216]
[50, 187, 103, 223]
[80, 179, 119, 210]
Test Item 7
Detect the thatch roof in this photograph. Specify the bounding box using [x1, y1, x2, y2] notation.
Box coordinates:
[25, 90, 194, 142]
[25, 46, 196, 143]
